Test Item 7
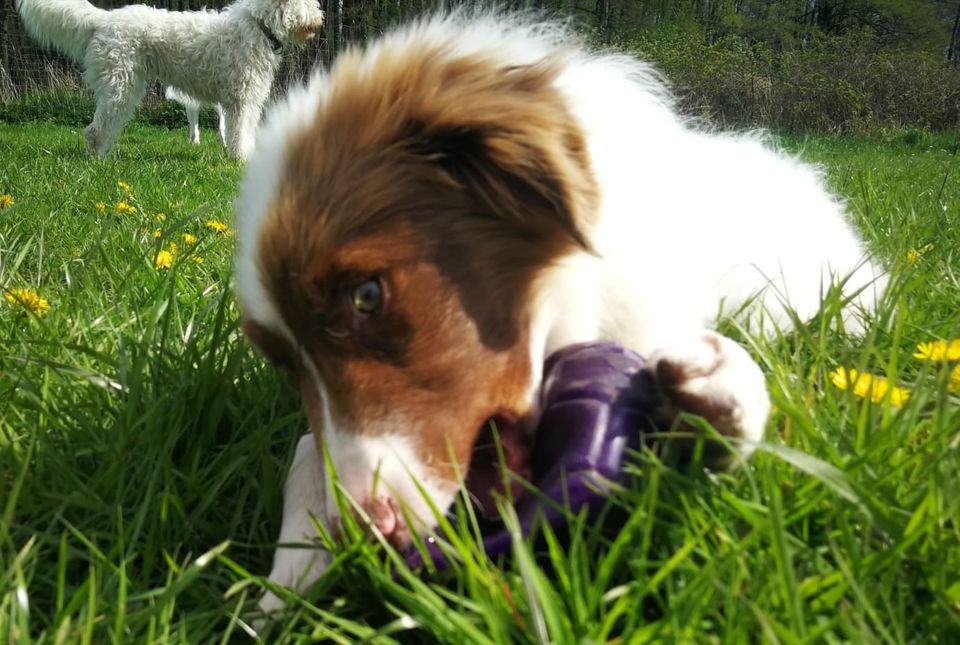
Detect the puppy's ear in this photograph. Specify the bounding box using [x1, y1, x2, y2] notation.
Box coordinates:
[242, 319, 298, 374]
[407, 60, 598, 252]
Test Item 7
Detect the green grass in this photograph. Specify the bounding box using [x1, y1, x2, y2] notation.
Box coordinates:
[1, 122, 959, 642]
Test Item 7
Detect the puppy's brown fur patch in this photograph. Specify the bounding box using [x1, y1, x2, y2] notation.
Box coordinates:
[248, 41, 598, 481]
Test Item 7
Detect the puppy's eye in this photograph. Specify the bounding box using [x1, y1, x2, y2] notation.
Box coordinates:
[350, 278, 382, 314]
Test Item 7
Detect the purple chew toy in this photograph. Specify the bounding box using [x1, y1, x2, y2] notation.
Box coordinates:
[403, 341, 659, 570]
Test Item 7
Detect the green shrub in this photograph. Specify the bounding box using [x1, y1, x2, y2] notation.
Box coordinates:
[0, 88, 222, 130]
[3, 32, 959, 134]
[0, 88, 93, 126]
[617, 29, 960, 133]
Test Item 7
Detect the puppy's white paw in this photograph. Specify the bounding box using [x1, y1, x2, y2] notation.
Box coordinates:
[257, 433, 332, 619]
[259, 544, 333, 615]
[649, 331, 770, 466]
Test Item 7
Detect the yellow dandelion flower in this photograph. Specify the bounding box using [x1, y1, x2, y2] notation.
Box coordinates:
[154, 249, 174, 270]
[182, 233, 198, 245]
[829, 367, 850, 390]
[117, 181, 133, 194]
[192, 256, 205, 265]
[914, 339, 960, 362]
[153, 229, 162, 239]
[167, 242, 177, 254]
[0, 194, 14, 210]
[830, 367, 910, 408]
[115, 201, 137, 215]
[95, 201, 107, 214]
[156, 212, 166, 222]
[205, 218, 230, 234]
[4, 287, 50, 316]
[906, 243, 934, 265]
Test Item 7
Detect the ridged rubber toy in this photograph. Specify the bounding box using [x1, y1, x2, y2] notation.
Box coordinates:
[403, 341, 658, 571]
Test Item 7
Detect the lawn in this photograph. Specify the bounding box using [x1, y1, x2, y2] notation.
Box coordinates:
[1, 122, 958, 642]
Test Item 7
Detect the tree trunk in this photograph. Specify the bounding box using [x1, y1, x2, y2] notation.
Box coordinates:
[597, 0, 613, 34]
[949, 1, 960, 63]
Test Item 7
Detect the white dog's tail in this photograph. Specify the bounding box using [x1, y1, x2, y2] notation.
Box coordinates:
[17, 0, 107, 62]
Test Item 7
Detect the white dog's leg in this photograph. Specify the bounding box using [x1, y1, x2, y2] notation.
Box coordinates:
[223, 105, 260, 160]
[259, 432, 332, 615]
[648, 330, 771, 468]
[84, 64, 145, 157]
[216, 105, 227, 148]
[186, 103, 200, 145]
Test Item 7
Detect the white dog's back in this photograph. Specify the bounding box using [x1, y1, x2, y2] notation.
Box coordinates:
[17, 0, 323, 158]
[18, 1, 225, 61]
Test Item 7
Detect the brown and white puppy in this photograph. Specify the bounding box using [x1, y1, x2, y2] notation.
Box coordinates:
[235, 14, 885, 610]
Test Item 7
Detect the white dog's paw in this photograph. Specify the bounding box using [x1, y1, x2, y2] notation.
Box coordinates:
[649, 331, 770, 467]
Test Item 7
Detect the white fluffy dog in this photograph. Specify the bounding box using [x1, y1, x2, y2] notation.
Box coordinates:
[165, 86, 226, 147]
[17, 0, 324, 159]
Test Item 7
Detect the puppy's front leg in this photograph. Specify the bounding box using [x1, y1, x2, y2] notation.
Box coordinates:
[648, 330, 770, 468]
[259, 432, 332, 614]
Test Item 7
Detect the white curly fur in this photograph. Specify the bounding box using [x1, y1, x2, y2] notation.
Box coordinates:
[17, 0, 324, 159]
